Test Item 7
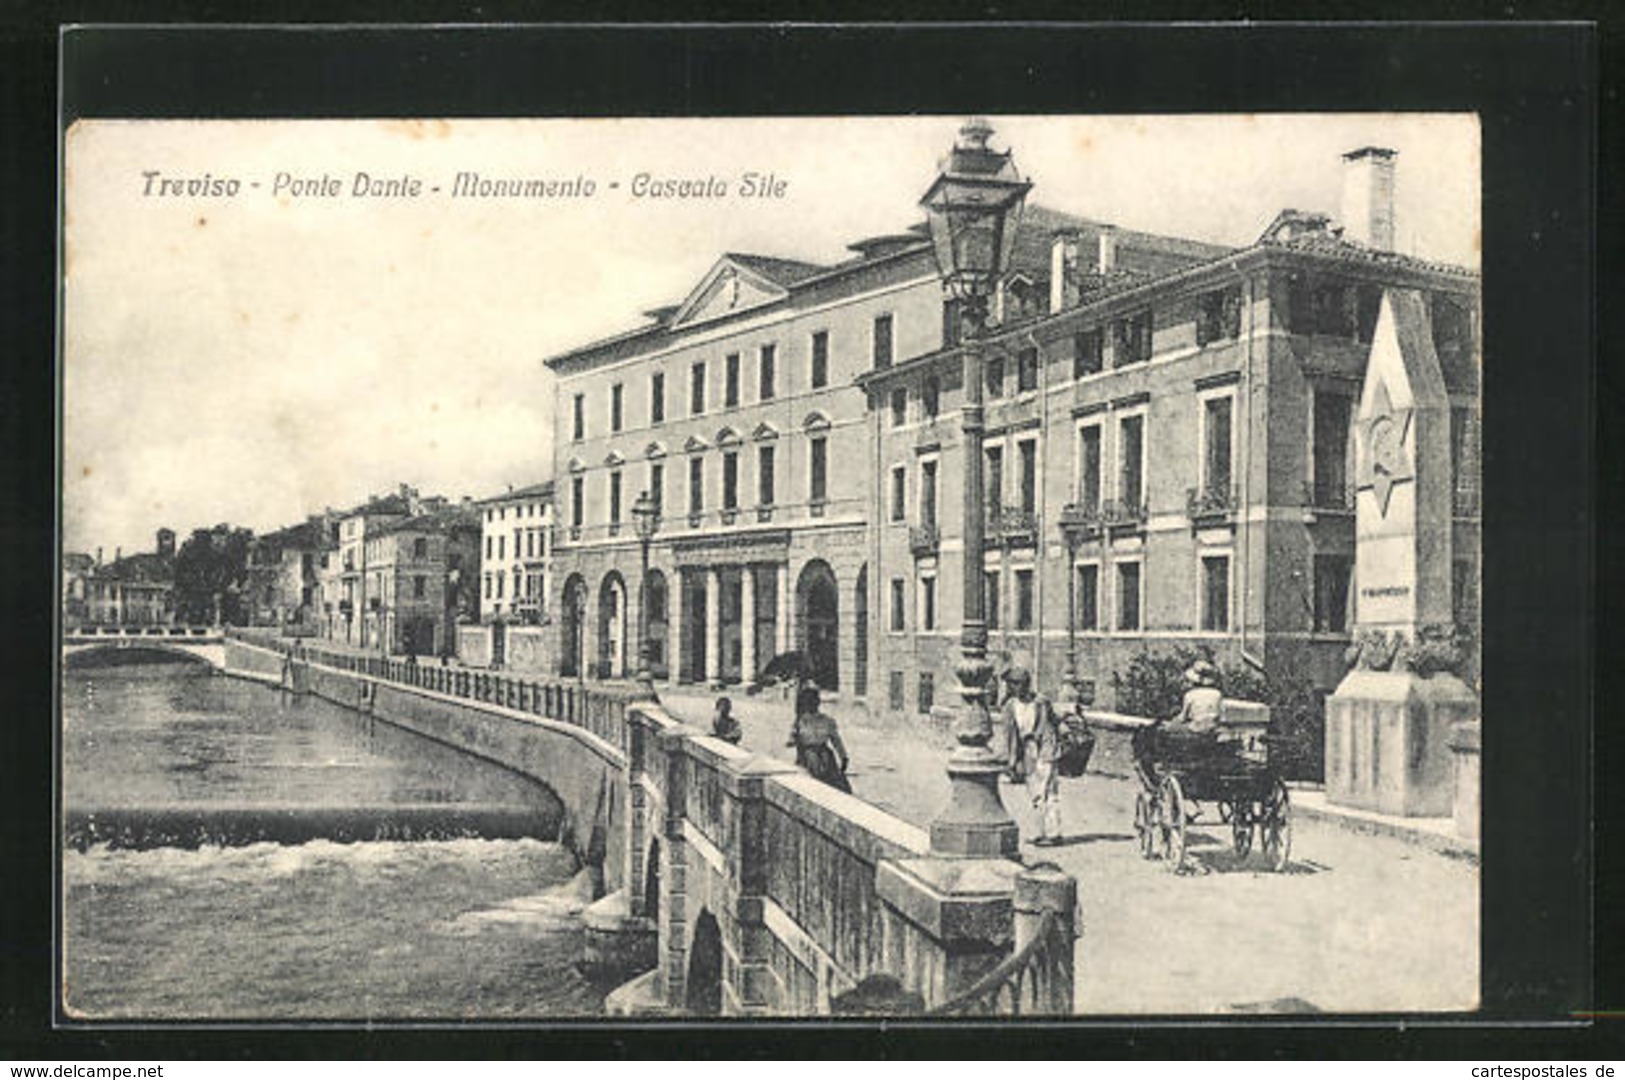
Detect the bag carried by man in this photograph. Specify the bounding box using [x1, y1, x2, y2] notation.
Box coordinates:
[1054, 718, 1097, 779]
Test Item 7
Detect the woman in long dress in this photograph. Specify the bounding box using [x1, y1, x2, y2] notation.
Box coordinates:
[788, 683, 851, 793]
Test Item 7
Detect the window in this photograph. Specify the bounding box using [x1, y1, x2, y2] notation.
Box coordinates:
[1119, 413, 1145, 508]
[1077, 424, 1102, 511]
[571, 477, 584, 528]
[942, 298, 963, 347]
[1450, 405, 1481, 515]
[497, 535, 505, 560]
[611, 382, 624, 432]
[890, 466, 907, 522]
[873, 314, 894, 368]
[1077, 564, 1099, 631]
[918, 673, 935, 714]
[759, 344, 776, 400]
[889, 670, 905, 711]
[1015, 569, 1035, 630]
[413, 575, 427, 600]
[1203, 394, 1234, 499]
[650, 372, 666, 424]
[1017, 346, 1039, 393]
[495, 574, 504, 599]
[1017, 438, 1038, 515]
[413, 537, 427, 559]
[984, 571, 1001, 630]
[483, 574, 492, 599]
[986, 356, 1005, 398]
[890, 387, 908, 427]
[572, 393, 585, 441]
[921, 574, 937, 631]
[1117, 561, 1142, 631]
[1201, 554, 1231, 631]
[689, 457, 705, 513]
[609, 471, 622, 525]
[722, 451, 739, 510]
[923, 376, 940, 419]
[811, 330, 829, 388]
[758, 446, 775, 505]
[985, 445, 1004, 506]
[725, 353, 740, 407]
[920, 459, 939, 528]
[691, 361, 706, 415]
[889, 578, 906, 631]
[1114, 308, 1152, 366]
[1312, 390, 1353, 507]
[649, 463, 664, 516]
[1073, 329, 1103, 379]
[525, 529, 534, 558]
[1314, 554, 1353, 633]
[810, 437, 828, 502]
[1196, 286, 1242, 346]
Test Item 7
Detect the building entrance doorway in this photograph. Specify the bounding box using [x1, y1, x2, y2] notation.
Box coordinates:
[797, 560, 839, 692]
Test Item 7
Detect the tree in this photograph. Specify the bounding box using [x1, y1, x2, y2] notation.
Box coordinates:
[172, 525, 254, 625]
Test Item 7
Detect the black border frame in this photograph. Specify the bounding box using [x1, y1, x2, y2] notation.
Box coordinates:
[3, 15, 1608, 1060]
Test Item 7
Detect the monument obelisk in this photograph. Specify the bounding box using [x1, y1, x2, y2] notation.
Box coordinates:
[1324, 289, 1479, 817]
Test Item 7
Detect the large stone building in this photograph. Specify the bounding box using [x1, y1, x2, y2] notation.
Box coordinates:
[543, 134, 1479, 714]
[361, 504, 481, 657]
[245, 517, 328, 632]
[478, 481, 554, 626]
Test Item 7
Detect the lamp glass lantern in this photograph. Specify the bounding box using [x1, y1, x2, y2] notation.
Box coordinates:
[919, 118, 1033, 305]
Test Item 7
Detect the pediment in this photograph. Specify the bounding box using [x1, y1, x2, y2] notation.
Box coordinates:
[752, 422, 779, 441]
[669, 257, 789, 329]
[803, 411, 831, 432]
[604, 450, 625, 467]
[645, 441, 668, 460]
[715, 426, 742, 447]
[684, 434, 710, 454]
[567, 457, 587, 473]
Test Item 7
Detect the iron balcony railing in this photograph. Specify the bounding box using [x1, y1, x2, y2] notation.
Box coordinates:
[1057, 502, 1104, 542]
[909, 522, 941, 557]
[987, 505, 1038, 545]
[1186, 485, 1239, 523]
[1100, 498, 1148, 531]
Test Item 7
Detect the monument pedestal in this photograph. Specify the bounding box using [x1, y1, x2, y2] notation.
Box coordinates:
[1325, 669, 1478, 817]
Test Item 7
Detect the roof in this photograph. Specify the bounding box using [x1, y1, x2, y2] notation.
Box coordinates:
[1258, 229, 1477, 280]
[724, 252, 829, 288]
[254, 520, 325, 550]
[96, 552, 173, 584]
[371, 505, 482, 539]
[477, 480, 555, 506]
[64, 552, 95, 574]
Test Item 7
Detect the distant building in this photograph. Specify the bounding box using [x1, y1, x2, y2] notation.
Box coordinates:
[362, 504, 481, 656]
[245, 518, 328, 631]
[62, 552, 95, 626]
[82, 531, 176, 627]
[315, 486, 417, 647]
[477, 481, 554, 627]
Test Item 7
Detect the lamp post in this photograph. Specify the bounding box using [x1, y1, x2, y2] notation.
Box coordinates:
[631, 490, 661, 701]
[920, 117, 1032, 858]
[1057, 504, 1092, 706]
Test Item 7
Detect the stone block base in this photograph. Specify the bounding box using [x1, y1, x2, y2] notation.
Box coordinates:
[1325, 670, 1479, 817]
[581, 889, 659, 979]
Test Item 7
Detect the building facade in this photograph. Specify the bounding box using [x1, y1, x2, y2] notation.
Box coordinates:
[542, 137, 1479, 715]
[245, 518, 327, 631]
[478, 481, 554, 626]
[362, 505, 481, 657]
[315, 488, 414, 647]
[79, 530, 178, 627]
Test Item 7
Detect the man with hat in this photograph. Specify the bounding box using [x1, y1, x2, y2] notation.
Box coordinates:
[999, 666, 1063, 846]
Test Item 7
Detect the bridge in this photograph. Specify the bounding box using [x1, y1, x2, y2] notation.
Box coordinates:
[216, 631, 1080, 1016]
[63, 625, 227, 668]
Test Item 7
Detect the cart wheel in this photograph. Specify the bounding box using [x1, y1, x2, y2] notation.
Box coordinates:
[1158, 775, 1186, 871]
[1232, 803, 1254, 859]
[1134, 791, 1155, 859]
[1261, 779, 1292, 872]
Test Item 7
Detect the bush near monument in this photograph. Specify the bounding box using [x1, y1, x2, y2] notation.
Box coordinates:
[1110, 645, 1325, 783]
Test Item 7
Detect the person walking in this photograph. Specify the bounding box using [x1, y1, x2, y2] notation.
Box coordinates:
[711, 696, 743, 744]
[1000, 666, 1063, 846]
[788, 683, 851, 793]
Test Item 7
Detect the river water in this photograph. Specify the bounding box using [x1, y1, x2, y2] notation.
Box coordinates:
[62, 659, 605, 1020]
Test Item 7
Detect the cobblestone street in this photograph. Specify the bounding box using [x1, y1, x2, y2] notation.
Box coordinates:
[659, 686, 1479, 1015]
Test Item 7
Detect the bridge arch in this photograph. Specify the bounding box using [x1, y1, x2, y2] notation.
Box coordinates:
[685, 908, 724, 1016]
[62, 642, 222, 670]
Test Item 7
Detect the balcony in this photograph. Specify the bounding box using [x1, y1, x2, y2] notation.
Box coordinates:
[909, 522, 941, 557]
[987, 505, 1038, 547]
[1100, 498, 1148, 533]
[756, 505, 775, 523]
[1186, 485, 1238, 526]
[1057, 502, 1104, 544]
[688, 510, 704, 528]
[720, 508, 739, 526]
[1302, 480, 1355, 522]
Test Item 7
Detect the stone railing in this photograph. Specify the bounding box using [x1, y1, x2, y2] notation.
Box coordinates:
[246, 629, 638, 752]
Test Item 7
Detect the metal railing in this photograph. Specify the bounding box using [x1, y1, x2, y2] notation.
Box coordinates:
[909, 522, 941, 556]
[927, 909, 1067, 1017]
[1185, 485, 1238, 521]
[987, 505, 1038, 545]
[1100, 498, 1148, 530]
[226, 628, 637, 750]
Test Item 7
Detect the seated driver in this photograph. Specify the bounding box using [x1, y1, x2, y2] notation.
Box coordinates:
[1165, 660, 1225, 741]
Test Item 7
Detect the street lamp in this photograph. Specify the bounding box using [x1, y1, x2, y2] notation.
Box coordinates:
[920, 117, 1031, 858]
[631, 489, 661, 701]
[1057, 504, 1094, 707]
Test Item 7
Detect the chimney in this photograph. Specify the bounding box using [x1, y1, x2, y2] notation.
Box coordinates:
[96, 546, 103, 566]
[1049, 229, 1080, 312]
[115, 546, 122, 563]
[1096, 225, 1118, 275]
[1341, 147, 1397, 250]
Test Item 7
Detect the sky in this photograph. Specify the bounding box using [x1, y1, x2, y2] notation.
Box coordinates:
[62, 114, 1479, 558]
